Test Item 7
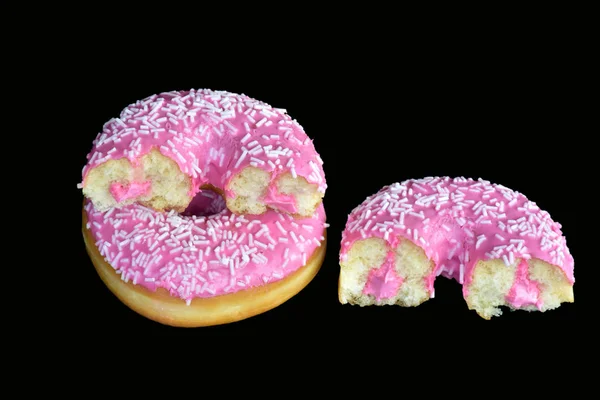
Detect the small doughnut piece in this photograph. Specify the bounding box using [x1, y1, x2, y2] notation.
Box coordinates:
[80, 89, 326, 217]
[339, 177, 574, 319]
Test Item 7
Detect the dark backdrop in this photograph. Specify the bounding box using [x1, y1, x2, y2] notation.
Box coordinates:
[68, 39, 579, 338]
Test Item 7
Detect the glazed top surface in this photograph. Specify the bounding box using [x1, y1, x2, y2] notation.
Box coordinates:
[86, 190, 327, 302]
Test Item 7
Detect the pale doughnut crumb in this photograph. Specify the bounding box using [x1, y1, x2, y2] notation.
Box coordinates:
[465, 258, 574, 319]
[82, 157, 134, 211]
[82, 149, 192, 212]
[276, 172, 323, 217]
[528, 258, 574, 310]
[226, 168, 324, 217]
[226, 166, 270, 215]
[339, 238, 388, 305]
[339, 238, 434, 307]
[464, 259, 516, 319]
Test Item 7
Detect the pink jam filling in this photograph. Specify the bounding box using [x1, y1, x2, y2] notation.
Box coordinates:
[362, 251, 403, 301]
[506, 259, 542, 309]
[263, 185, 298, 214]
[109, 181, 151, 202]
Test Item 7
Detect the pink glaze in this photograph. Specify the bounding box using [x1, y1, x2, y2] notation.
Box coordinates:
[340, 177, 574, 309]
[81, 89, 326, 210]
[263, 185, 297, 214]
[363, 250, 403, 301]
[506, 259, 542, 309]
[109, 181, 151, 203]
[85, 194, 327, 303]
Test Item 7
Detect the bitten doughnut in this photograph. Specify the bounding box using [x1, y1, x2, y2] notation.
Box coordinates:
[339, 177, 574, 319]
[80, 89, 328, 327]
[79, 89, 326, 217]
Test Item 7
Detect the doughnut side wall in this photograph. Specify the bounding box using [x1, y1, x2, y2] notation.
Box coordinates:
[338, 177, 574, 319]
[80, 89, 326, 216]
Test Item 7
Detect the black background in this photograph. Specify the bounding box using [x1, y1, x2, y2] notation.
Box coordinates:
[64, 29, 582, 340]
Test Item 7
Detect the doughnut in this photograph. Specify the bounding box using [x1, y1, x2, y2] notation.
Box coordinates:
[79, 89, 326, 217]
[80, 89, 328, 327]
[339, 177, 574, 319]
[82, 189, 327, 327]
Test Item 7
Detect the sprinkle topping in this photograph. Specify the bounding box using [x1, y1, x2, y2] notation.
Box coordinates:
[86, 195, 327, 302]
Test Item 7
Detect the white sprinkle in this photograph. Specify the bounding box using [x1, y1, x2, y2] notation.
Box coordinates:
[495, 234, 505, 241]
[275, 221, 287, 234]
[234, 149, 248, 168]
[476, 236, 486, 249]
[302, 224, 313, 232]
[256, 117, 267, 127]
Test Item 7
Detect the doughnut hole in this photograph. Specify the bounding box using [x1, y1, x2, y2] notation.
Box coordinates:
[82, 148, 192, 212]
[182, 186, 227, 217]
[528, 259, 574, 311]
[339, 238, 389, 305]
[275, 172, 324, 217]
[465, 259, 516, 319]
[226, 166, 270, 215]
[394, 239, 435, 307]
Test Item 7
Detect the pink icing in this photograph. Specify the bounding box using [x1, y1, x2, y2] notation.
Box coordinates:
[340, 177, 574, 310]
[363, 250, 403, 301]
[81, 89, 326, 210]
[263, 185, 297, 214]
[506, 259, 542, 309]
[85, 194, 327, 303]
[109, 181, 151, 202]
